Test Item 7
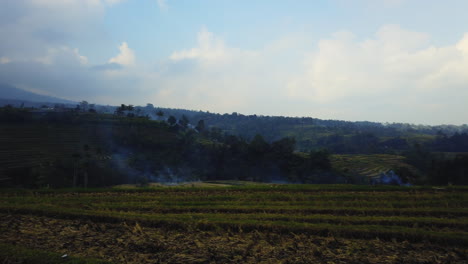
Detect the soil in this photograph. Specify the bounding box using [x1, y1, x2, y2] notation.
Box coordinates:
[1, 213, 466, 264]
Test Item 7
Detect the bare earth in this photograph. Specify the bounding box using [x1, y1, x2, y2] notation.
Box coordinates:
[0, 214, 466, 264]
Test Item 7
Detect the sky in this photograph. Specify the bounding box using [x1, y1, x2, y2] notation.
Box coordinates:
[0, 0, 467, 125]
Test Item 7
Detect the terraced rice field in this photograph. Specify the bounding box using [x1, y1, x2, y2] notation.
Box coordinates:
[0, 184, 467, 263]
[331, 154, 419, 179]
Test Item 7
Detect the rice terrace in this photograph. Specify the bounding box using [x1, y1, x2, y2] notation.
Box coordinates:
[1, 183, 467, 263]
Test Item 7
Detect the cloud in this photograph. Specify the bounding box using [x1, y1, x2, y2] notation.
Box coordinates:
[103, 0, 126, 5]
[91, 62, 123, 71]
[170, 28, 233, 62]
[0, 0, 466, 126]
[150, 26, 468, 124]
[0, 0, 136, 103]
[109, 42, 136, 66]
[285, 25, 468, 124]
[34, 46, 88, 65]
[287, 25, 466, 103]
[0, 0, 124, 60]
[156, 0, 168, 11]
[151, 28, 300, 114]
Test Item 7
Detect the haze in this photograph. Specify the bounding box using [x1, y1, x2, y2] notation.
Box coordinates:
[0, 0, 467, 125]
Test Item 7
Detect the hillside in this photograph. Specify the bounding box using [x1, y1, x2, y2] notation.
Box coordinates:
[1, 105, 467, 187]
[1, 93, 467, 154]
[131, 105, 468, 153]
[0, 83, 76, 105]
[0, 109, 336, 187]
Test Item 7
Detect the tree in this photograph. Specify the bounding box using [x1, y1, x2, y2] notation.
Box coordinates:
[80, 101, 89, 112]
[115, 104, 126, 116]
[309, 149, 331, 170]
[180, 115, 189, 129]
[168, 115, 177, 126]
[83, 144, 91, 188]
[271, 137, 296, 156]
[156, 110, 164, 120]
[249, 134, 269, 157]
[196, 120, 205, 133]
[209, 127, 223, 141]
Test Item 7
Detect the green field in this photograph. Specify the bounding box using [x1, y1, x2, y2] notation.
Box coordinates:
[330, 154, 420, 180]
[1, 184, 467, 263]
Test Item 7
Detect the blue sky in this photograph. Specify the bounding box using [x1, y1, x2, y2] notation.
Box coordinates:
[0, 0, 467, 125]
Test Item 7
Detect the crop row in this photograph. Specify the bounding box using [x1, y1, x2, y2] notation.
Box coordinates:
[2, 202, 467, 229]
[3, 184, 468, 195]
[1, 206, 466, 247]
[3, 189, 467, 199]
[3, 194, 466, 211]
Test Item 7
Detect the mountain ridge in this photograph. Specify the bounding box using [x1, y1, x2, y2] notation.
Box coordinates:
[0, 83, 76, 105]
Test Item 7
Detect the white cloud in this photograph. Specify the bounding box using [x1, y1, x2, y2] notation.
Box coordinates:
[33, 46, 88, 65]
[0, 0, 101, 61]
[1, 0, 467, 126]
[151, 28, 299, 113]
[109, 42, 135, 66]
[156, 0, 168, 11]
[170, 28, 232, 62]
[103, 0, 126, 5]
[283, 25, 468, 124]
[157, 26, 468, 124]
[457, 33, 468, 55]
[287, 25, 468, 104]
[0, 0, 128, 62]
[0, 0, 134, 103]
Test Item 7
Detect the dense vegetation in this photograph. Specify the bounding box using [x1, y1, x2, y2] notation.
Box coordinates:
[138, 105, 468, 152]
[1, 103, 467, 187]
[1, 184, 467, 263]
[0, 105, 334, 188]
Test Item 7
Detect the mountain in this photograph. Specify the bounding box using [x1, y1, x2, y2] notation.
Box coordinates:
[0, 83, 76, 105]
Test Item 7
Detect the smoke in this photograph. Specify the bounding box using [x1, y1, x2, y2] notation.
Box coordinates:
[109, 147, 200, 185]
[373, 170, 411, 186]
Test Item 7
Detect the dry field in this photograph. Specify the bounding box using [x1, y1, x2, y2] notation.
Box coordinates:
[1, 184, 467, 263]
